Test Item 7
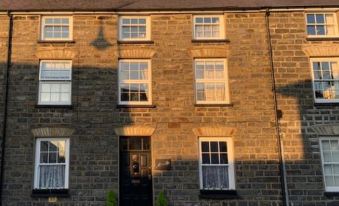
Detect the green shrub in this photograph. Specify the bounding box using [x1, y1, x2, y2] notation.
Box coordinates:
[106, 191, 117, 206]
[156, 191, 168, 206]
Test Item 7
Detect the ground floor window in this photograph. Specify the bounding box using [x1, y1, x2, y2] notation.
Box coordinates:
[320, 137, 339, 192]
[34, 138, 70, 189]
[199, 137, 235, 190]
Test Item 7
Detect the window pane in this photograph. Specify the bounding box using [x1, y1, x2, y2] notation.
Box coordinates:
[210, 142, 218, 152]
[201, 142, 209, 152]
[195, 17, 203, 23]
[48, 152, 57, 163]
[202, 154, 210, 164]
[204, 17, 212, 23]
[322, 140, 331, 151]
[316, 25, 325, 35]
[196, 83, 205, 101]
[40, 141, 49, 152]
[219, 142, 227, 152]
[307, 25, 316, 35]
[307, 14, 315, 23]
[327, 25, 335, 35]
[196, 63, 204, 79]
[220, 153, 228, 164]
[212, 17, 219, 23]
[332, 63, 339, 79]
[40, 93, 51, 102]
[40, 153, 48, 163]
[211, 153, 219, 164]
[325, 176, 335, 186]
[316, 14, 325, 23]
[331, 140, 339, 151]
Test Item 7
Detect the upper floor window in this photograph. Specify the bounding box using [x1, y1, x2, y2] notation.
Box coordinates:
[119, 60, 152, 105]
[119, 16, 151, 41]
[311, 58, 339, 103]
[199, 138, 235, 190]
[195, 59, 230, 104]
[320, 138, 339, 192]
[39, 60, 72, 105]
[41, 16, 73, 41]
[306, 13, 338, 37]
[34, 138, 70, 189]
[193, 16, 225, 40]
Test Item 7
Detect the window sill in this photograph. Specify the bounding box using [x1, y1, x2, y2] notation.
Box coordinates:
[324, 191, 339, 197]
[314, 102, 339, 107]
[35, 105, 73, 109]
[192, 39, 230, 43]
[117, 104, 156, 108]
[31, 189, 69, 198]
[195, 103, 233, 107]
[199, 190, 238, 200]
[118, 40, 154, 45]
[37, 40, 75, 44]
[306, 37, 339, 41]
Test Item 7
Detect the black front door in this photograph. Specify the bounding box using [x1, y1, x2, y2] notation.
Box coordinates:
[120, 137, 152, 206]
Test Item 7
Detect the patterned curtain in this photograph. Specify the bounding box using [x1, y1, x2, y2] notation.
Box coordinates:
[202, 166, 229, 189]
[39, 165, 65, 189]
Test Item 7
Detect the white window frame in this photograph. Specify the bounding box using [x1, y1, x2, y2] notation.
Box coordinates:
[119, 16, 151, 41]
[198, 137, 235, 190]
[34, 138, 70, 189]
[41, 16, 73, 41]
[194, 58, 230, 104]
[193, 15, 225, 40]
[310, 58, 339, 103]
[38, 60, 72, 105]
[319, 137, 339, 192]
[118, 59, 152, 105]
[305, 13, 339, 38]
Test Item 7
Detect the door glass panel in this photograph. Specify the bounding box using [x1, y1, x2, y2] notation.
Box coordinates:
[129, 138, 142, 150]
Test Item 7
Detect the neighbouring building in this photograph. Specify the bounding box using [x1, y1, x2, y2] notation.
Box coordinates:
[0, 0, 339, 205]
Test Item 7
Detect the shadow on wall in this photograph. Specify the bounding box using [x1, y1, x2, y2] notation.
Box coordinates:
[276, 79, 339, 204]
[90, 19, 113, 50]
[0, 61, 289, 205]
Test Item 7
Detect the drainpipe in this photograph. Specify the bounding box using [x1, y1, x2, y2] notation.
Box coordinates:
[265, 9, 290, 206]
[0, 11, 13, 205]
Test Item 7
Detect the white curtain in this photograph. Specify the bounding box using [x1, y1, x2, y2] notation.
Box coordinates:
[39, 165, 65, 189]
[202, 166, 229, 189]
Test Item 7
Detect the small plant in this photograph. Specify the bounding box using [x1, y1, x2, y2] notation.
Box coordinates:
[106, 191, 117, 206]
[156, 191, 168, 206]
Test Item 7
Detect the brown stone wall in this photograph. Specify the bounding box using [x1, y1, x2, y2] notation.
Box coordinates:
[0, 12, 283, 206]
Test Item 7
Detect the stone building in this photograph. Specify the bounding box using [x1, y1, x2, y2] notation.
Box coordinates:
[0, 0, 339, 205]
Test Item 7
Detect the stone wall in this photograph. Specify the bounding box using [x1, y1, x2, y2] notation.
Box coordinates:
[270, 11, 339, 205]
[0, 11, 305, 206]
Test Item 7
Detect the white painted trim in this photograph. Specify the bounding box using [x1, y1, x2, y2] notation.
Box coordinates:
[118, 59, 152, 105]
[198, 137, 235, 190]
[40, 16, 73, 41]
[118, 16, 151, 41]
[38, 60, 72, 105]
[310, 57, 339, 104]
[192, 15, 225, 40]
[319, 137, 339, 192]
[305, 12, 339, 37]
[34, 138, 70, 189]
[194, 58, 230, 104]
